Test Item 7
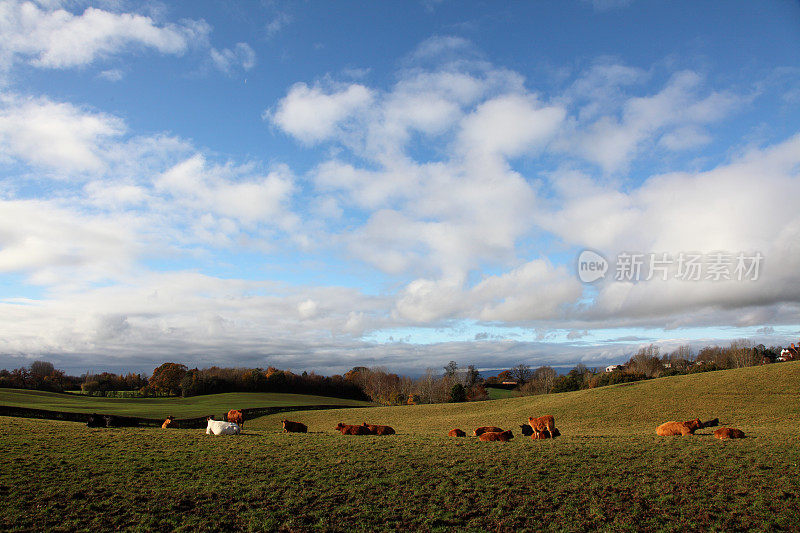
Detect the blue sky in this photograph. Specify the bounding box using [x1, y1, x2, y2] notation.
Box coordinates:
[0, 0, 799, 376]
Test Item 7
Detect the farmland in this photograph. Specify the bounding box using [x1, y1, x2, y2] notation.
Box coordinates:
[0, 389, 371, 419]
[1, 362, 798, 531]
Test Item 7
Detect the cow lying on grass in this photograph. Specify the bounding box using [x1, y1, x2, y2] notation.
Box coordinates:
[362, 423, 395, 435]
[473, 426, 503, 437]
[449, 429, 466, 437]
[335, 423, 370, 435]
[714, 427, 746, 439]
[478, 430, 514, 442]
[701, 418, 719, 428]
[206, 417, 240, 435]
[226, 410, 244, 429]
[282, 420, 307, 433]
[656, 418, 703, 436]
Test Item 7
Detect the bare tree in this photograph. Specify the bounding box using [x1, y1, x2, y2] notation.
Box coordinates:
[729, 339, 757, 368]
[628, 345, 664, 377]
[510, 364, 533, 384]
[518, 366, 557, 395]
[413, 368, 448, 404]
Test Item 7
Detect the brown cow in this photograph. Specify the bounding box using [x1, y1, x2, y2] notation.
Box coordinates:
[282, 419, 308, 433]
[656, 418, 702, 436]
[449, 428, 466, 437]
[473, 426, 503, 437]
[335, 423, 370, 435]
[226, 409, 244, 428]
[714, 427, 746, 440]
[479, 430, 514, 442]
[528, 415, 556, 435]
[161, 416, 175, 429]
[362, 423, 395, 435]
[685, 418, 703, 432]
[531, 429, 551, 440]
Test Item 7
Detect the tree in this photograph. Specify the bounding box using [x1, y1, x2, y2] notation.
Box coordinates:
[465, 365, 481, 388]
[510, 364, 532, 384]
[148, 363, 188, 396]
[519, 366, 557, 395]
[729, 339, 758, 368]
[663, 345, 693, 372]
[449, 383, 467, 403]
[443, 361, 458, 378]
[628, 345, 664, 377]
[29, 361, 55, 378]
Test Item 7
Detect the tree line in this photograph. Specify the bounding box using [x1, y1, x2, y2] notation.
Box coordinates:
[0, 339, 792, 401]
[506, 340, 790, 396]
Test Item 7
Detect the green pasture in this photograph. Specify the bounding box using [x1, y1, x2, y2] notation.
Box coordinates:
[250, 361, 800, 435]
[485, 386, 515, 400]
[0, 362, 798, 531]
[0, 389, 371, 419]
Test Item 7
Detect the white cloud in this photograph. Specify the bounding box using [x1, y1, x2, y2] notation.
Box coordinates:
[562, 69, 744, 172]
[97, 68, 123, 81]
[0, 1, 210, 70]
[210, 42, 256, 74]
[156, 154, 296, 228]
[457, 94, 565, 159]
[268, 82, 374, 144]
[265, 11, 292, 38]
[658, 126, 712, 151]
[0, 199, 141, 285]
[394, 259, 582, 324]
[0, 93, 124, 172]
[540, 135, 800, 326]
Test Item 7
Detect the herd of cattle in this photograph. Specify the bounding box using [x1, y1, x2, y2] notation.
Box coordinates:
[88, 410, 747, 440]
[656, 417, 746, 439]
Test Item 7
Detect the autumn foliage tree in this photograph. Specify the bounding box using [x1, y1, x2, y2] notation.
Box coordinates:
[147, 363, 188, 396]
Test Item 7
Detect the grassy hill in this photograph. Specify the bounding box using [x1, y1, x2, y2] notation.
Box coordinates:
[1, 363, 798, 531]
[0, 389, 372, 419]
[248, 361, 800, 434]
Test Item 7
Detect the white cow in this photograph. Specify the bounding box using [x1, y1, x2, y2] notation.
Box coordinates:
[206, 417, 241, 435]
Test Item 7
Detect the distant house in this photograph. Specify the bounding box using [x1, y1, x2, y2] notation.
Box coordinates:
[605, 365, 621, 373]
[779, 342, 799, 362]
[500, 381, 518, 386]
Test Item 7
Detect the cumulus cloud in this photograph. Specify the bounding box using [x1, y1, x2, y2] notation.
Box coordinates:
[156, 155, 296, 227]
[0, 93, 124, 172]
[0, 199, 141, 285]
[267, 82, 374, 144]
[1, 34, 797, 374]
[0, 1, 210, 70]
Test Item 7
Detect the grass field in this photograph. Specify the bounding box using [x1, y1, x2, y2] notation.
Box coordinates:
[0, 389, 371, 419]
[1, 362, 798, 531]
[485, 386, 515, 400]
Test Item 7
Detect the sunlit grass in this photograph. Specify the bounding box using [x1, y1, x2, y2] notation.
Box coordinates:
[1, 362, 798, 531]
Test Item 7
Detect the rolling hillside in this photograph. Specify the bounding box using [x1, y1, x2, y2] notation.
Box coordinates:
[249, 361, 800, 435]
[0, 389, 372, 419]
